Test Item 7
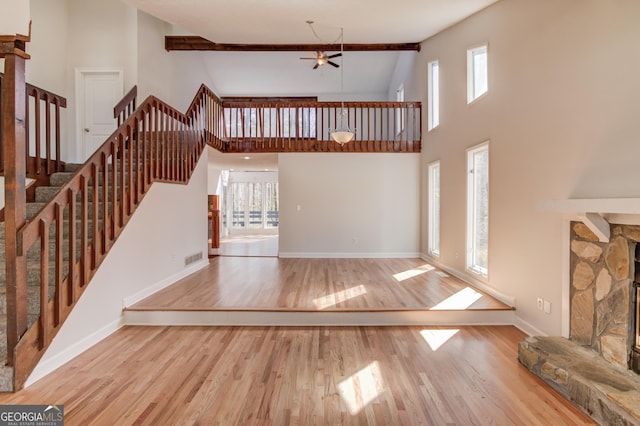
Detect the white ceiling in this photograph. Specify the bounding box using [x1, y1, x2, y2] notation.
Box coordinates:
[126, 0, 499, 169]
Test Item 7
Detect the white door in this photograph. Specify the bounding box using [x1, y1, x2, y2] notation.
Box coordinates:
[76, 69, 123, 161]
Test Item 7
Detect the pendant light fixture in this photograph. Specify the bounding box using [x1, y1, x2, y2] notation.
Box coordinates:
[330, 28, 354, 145]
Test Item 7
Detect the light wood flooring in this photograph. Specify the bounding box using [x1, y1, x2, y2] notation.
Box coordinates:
[217, 234, 279, 257]
[0, 325, 594, 425]
[0, 258, 593, 423]
[129, 257, 511, 312]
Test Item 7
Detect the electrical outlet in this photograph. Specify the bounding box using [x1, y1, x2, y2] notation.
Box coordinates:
[544, 300, 551, 314]
[352, 237, 359, 245]
[537, 298, 543, 310]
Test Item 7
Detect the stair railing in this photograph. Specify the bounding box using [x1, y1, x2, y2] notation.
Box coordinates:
[113, 85, 137, 126]
[9, 83, 221, 389]
[0, 72, 67, 180]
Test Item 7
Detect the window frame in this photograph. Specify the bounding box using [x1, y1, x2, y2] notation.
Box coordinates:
[427, 60, 440, 131]
[466, 44, 488, 104]
[427, 160, 441, 257]
[466, 141, 489, 277]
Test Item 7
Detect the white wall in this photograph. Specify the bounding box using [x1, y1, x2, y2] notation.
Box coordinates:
[416, 0, 640, 335]
[137, 12, 220, 111]
[0, 0, 29, 36]
[26, 153, 209, 386]
[279, 153, 420, 257]
[27, 0, 68, 94]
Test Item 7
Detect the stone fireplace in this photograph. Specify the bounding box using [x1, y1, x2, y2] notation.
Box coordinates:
[569, 221, 635, 372]
[519, 221, 640, 425]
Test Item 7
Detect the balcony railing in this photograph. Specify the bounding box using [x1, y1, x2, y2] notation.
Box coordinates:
[210, 100, 421, 153]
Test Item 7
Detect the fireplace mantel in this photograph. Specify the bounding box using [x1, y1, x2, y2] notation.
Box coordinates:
[538, 198, 640, 242]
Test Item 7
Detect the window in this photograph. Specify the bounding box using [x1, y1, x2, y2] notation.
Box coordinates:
[467, 142, 489, 276]
[396, 84, 405, 134]
[428, 161, 440, 256]
[467, 45, 488, 103]
[228, 176, 279, 230]
[427, 60, 439, 130]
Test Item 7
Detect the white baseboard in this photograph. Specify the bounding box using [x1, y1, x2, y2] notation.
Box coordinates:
[420, 253, 516, 307]
[121, 259, 209, 308]
[25, 318, 124, 387]
[279, 252, 421, 259]
[513, 315, 547, 337]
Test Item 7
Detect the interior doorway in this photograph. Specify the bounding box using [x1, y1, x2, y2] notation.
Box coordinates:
[219, 170, 279, 257]
[75, 68, 123, 161]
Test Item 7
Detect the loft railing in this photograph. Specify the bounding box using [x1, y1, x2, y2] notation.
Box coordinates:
[215, 100, 421, 153]
[0, 72, 67, 179]
[10, 85, 218, 387]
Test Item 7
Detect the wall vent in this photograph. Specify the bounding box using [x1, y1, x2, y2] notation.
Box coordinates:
[184, 252, 203, 266]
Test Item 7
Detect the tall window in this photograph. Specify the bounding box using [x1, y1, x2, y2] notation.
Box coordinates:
[467, 45, 488, 103]
[467, 142, 489, 276]
[428, 161, 440, 256]
[427, 60, 439, 130]
[396, 84, 405, 134]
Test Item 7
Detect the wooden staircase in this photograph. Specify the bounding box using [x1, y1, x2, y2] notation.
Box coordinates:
[0, 164, 82, 390]
[1, 32, 423, 392]
[2, 38, 215, 389]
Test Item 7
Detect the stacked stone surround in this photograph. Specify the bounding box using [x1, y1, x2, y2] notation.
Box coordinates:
[570, 221, 636, 368]
[518, 221, 640, 425]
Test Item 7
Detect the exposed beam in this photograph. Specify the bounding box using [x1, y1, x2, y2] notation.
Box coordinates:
[165, 36, 421, 52]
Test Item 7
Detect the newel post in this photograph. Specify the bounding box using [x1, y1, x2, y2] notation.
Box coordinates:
[1, 35, 30, 365]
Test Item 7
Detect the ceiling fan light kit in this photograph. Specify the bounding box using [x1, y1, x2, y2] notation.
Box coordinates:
[304, 21, 355, 145]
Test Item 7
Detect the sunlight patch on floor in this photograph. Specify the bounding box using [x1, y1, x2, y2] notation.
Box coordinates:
[313, 284, 368, 309]
[392, 264, 435, 282]
[430, 287, 482, 310]
[338, 361, 386, 415]
[420, 329, 460, 351]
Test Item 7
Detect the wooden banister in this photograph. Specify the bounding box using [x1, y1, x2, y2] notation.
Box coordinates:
[1, 36, 30, 367]
[114, 85, 137, 126]
[1, 72, 67, 179]
[11, 87, 215, 388]
[214, 99, 421, 153]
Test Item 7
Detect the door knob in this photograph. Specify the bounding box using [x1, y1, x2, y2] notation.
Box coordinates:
[84, 128, 90, 133]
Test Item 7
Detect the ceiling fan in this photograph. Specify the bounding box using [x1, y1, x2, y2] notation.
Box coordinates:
[300, 51, 342, 69]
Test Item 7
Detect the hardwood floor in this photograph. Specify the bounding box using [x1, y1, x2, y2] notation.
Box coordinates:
[218, 234, 279, 257]
[0, 326, 594, 425]
[130, 257, 511, 311]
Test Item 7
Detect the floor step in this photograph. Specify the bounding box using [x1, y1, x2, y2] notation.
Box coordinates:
[63, 163, 84, 173]
[123, 308, 516, 327]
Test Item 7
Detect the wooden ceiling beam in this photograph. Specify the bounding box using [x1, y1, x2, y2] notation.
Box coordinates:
[165, 35, 421, 52]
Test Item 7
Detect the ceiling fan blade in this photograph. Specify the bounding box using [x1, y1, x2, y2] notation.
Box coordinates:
[300, 57, 316, 60]
[327, 53, 342, 59]
[327, 61, 340, 68]
[313, 63, 320, 70]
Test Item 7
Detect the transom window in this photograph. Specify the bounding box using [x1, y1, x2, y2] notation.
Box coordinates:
[467, 45, 488, 103]
[427, 60, 440, 130]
